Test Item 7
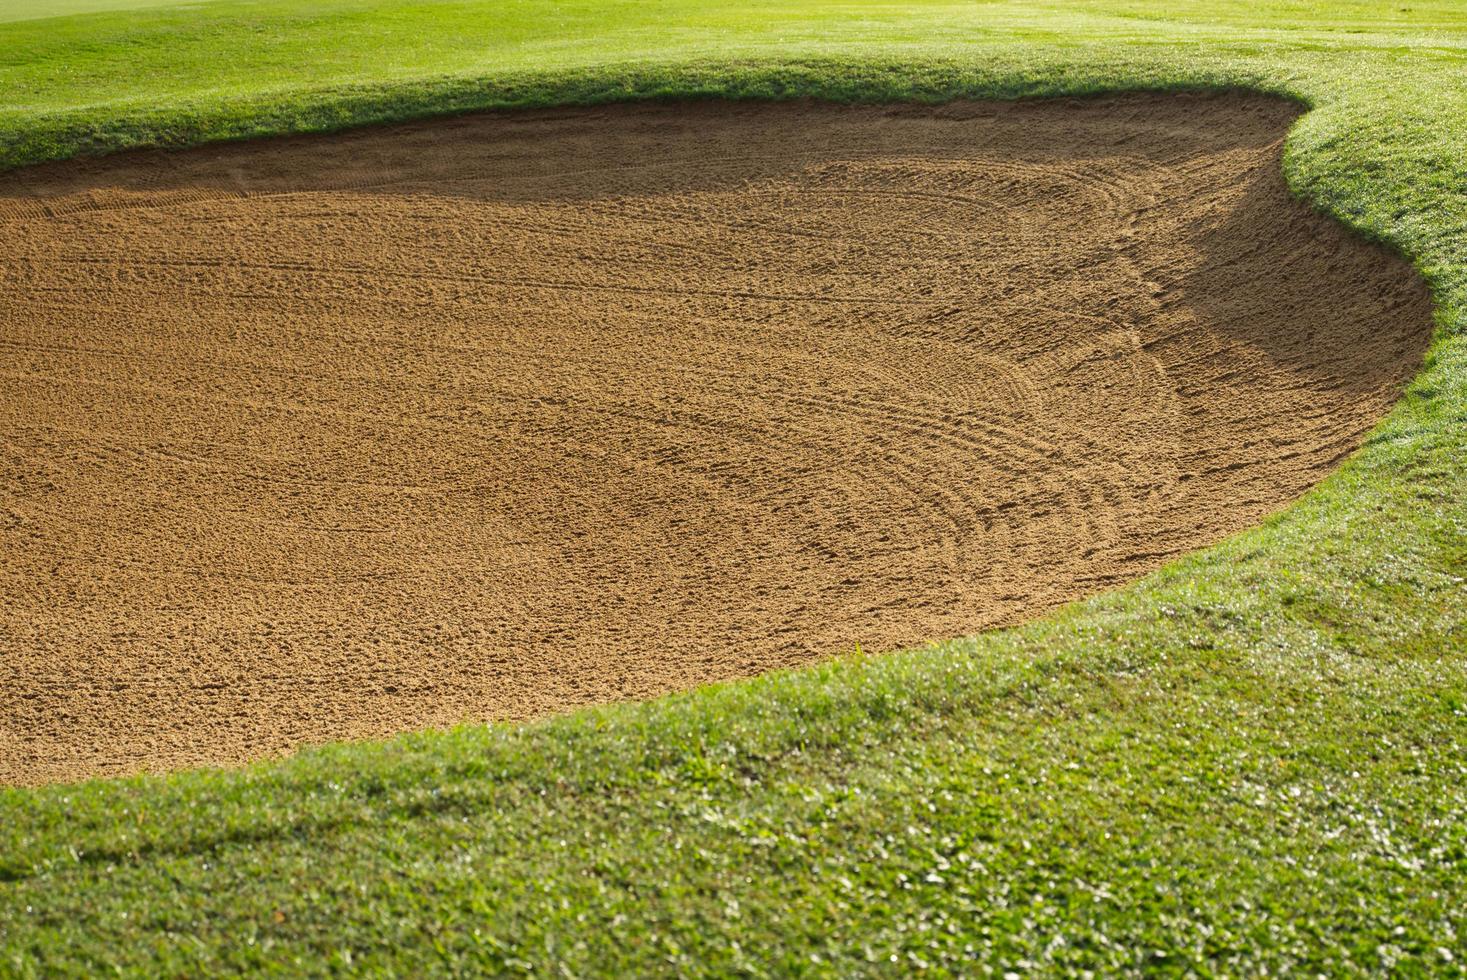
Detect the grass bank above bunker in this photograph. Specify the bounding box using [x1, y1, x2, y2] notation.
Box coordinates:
[0, 92, 1434, 785]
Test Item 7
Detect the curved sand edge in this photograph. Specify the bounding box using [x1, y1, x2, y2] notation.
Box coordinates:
[0, 94, 1433, 784]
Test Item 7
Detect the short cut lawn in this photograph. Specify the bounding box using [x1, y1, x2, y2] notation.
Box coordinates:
[2, 0, 1466, 974]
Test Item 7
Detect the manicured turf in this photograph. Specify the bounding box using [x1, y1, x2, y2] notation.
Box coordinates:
[2, 0, 1466, 974]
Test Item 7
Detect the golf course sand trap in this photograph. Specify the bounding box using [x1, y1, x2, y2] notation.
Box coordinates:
[0, 94, 1433, 784]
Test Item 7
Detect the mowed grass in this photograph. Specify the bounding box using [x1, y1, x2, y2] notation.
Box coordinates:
[3, 0, 1467, 974]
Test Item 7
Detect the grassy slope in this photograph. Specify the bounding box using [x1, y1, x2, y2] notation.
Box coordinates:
[2, 0, 1467, 974]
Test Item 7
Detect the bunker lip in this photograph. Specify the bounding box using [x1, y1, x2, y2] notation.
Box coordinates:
[0, 93, 1433, 786]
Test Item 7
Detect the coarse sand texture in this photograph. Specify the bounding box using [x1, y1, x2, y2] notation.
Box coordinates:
[0, 94, 1433, 784]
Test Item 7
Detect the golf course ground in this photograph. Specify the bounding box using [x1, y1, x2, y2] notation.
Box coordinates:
[1, 0, 1466, 974]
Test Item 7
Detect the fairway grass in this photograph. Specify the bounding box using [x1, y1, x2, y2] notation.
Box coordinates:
[1, 0, 1466, 974]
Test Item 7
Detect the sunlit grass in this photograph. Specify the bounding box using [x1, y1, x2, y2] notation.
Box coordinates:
[1, 0, 1465, 973]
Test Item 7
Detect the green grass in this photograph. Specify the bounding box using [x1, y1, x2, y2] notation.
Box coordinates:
[3, 0, 1467, 974]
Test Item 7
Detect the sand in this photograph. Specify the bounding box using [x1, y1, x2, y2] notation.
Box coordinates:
[0, 94, 1433, 784]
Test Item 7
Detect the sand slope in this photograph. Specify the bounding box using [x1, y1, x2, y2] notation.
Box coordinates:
[0, 95, 1432, 784]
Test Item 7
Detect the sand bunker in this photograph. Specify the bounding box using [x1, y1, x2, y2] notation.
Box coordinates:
[0, 94, 1432, 784]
